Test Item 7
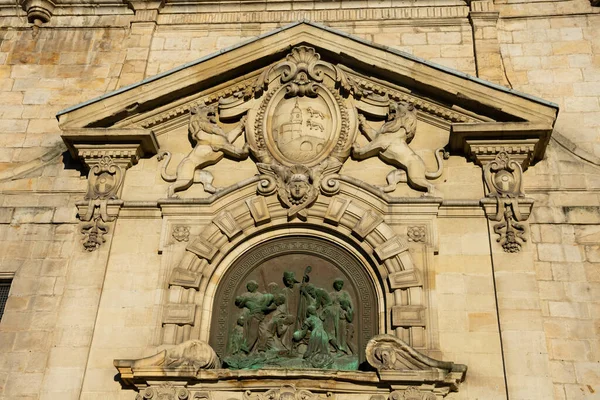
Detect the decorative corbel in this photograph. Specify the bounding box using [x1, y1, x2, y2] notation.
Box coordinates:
[481, 152, 533, 252]
[61, 129, 159, 251]
[19, 0, 55, 35]
[450, 122, 552, 253]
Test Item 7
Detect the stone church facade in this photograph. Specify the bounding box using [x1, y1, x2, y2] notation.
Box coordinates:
[0, 1, 599, 399]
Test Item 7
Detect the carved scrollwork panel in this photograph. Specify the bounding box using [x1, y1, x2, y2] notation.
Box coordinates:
[483, 151, 528, 253]
[389, 388, 438, 400]
[242, 385, 333, 400]
[136, 385, 190, 400]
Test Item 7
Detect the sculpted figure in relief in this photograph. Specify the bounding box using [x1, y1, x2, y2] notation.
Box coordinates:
[158, 103, 249, 197]
[352, 102, 446, 196]
[223, 269, 359, 370]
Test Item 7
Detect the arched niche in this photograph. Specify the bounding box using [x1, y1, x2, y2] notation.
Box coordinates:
[160, 188, 429, 352]
[209, 235, 379, 368]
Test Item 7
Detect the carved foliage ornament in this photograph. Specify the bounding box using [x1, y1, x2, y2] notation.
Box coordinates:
[137, 385, 191, 400]
[172, 225, 190, 242]
[483, 151, 527, 253]
[371, 388, 437, 400]
[407, 226, 426, 243]
[80, 217, 108, 252]
[79, 155, 124, 252]
[241, 385, 332, 400]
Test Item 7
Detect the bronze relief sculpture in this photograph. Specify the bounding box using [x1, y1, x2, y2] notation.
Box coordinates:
[223, 268, 358, 370]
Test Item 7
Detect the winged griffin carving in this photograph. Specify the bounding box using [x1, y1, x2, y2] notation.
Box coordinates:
[157, 46, 447, 208]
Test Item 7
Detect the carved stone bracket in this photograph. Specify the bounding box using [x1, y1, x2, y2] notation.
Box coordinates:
[450, 122, 553, 170]
[61, 129, 159, 251]
[450, 123, 548, 253]
[19, 0, 55, 28]
[481, 151, 534, 253]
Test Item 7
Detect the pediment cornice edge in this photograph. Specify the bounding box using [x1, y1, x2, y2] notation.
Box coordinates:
[56, 22, 558, 131]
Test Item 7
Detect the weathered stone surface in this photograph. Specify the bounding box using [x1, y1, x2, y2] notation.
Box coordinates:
[0, 5, 597, 400]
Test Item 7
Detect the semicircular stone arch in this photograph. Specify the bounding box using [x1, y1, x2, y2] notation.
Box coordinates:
[161, 188, 425, 352]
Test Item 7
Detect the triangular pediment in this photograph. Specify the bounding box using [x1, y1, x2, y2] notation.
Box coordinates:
[58, 21, 559, 209]
[58, 21, 557, 127]
[57, 22, 557, 166]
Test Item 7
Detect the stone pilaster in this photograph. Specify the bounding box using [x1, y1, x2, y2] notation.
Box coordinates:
[469, 0, 509, 86]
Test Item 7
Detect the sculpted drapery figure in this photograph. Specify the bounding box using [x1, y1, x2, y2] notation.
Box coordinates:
[323, 278, 355, 355]
[293, 305, 333, 368]
[234, 280, 276, 353]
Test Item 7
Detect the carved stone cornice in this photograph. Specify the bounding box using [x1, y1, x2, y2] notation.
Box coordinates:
[469, 0, 499, 22]
[450, 122, 553, 170]
[62, 129, 158, 169]
[114, 336, 466, 398]
[61, 129, 159, 251]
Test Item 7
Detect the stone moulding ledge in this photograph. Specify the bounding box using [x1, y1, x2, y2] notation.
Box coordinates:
[113, 367, 460, 395]
[80, 198, 489, 220]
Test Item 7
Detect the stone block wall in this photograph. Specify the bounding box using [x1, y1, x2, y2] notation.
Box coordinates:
[0, 0, 599, 399]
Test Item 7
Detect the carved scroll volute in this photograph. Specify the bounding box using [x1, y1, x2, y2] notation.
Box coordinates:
[365, 335, 467, 398]
[482, 151, 529, 253]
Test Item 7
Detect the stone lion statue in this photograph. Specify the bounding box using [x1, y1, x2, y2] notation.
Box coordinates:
[158, 103, 249, 197]
[351, 101, 446, 196]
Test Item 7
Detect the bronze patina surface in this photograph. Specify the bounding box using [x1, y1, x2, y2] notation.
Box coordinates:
[210, 236, 378, 370]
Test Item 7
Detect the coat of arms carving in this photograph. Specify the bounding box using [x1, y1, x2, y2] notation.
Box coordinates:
[156, 45, 448, 214]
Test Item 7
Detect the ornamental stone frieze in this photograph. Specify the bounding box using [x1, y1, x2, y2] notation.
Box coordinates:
[61, 129, 159, 251]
